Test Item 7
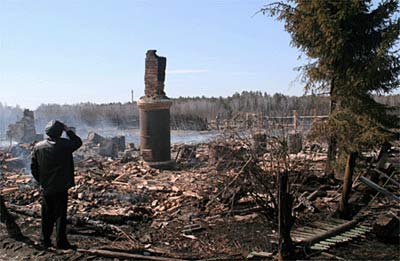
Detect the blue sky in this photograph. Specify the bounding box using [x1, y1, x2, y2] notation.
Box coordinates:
[0, 0, 391, 109]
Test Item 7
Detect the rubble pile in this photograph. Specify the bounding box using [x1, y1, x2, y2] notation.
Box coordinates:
[77, 132, 128, 159]
[6, 109, 43, 143]
[0, 132, 399, 259]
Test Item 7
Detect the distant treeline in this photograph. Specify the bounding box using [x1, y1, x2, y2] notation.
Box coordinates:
[1, 92, 399, 135]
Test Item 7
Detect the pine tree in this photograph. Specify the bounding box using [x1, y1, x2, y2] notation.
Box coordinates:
[262, 0, 399, 217]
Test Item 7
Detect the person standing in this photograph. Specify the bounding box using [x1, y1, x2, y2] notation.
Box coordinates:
[31, 120, 82, 249]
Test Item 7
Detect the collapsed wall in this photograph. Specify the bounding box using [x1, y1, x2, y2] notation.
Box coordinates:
[6, 109, 43, 143]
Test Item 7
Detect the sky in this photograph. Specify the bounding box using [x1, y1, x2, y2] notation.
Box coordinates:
[0, 0, 395, 110]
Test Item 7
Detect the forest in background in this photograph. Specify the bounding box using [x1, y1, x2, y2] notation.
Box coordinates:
[0, 91, 399, 136]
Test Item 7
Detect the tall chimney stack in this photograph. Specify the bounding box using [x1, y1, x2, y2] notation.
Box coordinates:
[137, 50, 173, 169]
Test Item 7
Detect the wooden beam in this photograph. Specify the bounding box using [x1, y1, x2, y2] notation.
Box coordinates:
[372, 169, 400, 187]
[78, 249, 187, 261]
[300, 219, 359, 247]
[359, 176, 400, 202]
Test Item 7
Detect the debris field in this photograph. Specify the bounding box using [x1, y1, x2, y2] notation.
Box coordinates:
[0, 130, 399, 260]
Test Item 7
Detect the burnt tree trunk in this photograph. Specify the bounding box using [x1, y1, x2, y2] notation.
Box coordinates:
[326, 135, 337, 174]
[278, 172, 295, 261]
[338, 151, 358, 219]
[0, 195, 23, 239]
[325, 92, 338, 176]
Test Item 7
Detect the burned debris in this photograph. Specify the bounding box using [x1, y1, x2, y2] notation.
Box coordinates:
[0, 195, 24, 240]
[85, 132, 127, 158]
[1, 126, 398, 258]
[1, 122, 399, 260]
[6, 109, 43, 143]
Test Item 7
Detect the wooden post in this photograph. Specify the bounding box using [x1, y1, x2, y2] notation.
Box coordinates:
[278, 172, 294, 261]
[373, 141, 391, 182]
[339, 152, 358, 219]
[0, 195, 24, 239]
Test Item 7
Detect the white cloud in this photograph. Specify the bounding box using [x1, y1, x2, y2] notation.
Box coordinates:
[166, 69, 208, 74]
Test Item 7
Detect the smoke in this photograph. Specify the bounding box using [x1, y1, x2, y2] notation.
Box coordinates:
[0, 103, 23, 140]
[33, 103, 139, 140]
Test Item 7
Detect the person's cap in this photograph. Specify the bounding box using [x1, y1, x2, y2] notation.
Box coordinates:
[45, 120, 64, 139]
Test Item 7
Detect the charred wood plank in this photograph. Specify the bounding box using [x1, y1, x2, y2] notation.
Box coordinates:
[372, 169, 400, 187]
[359, 176, 400, 202]
[78, 248, 187, 261]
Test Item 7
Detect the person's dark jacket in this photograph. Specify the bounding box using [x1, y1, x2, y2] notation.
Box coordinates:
[31, 129, 82, 195]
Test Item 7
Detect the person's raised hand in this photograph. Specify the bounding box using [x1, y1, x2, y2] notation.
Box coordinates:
[63, 123, 70, 132]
